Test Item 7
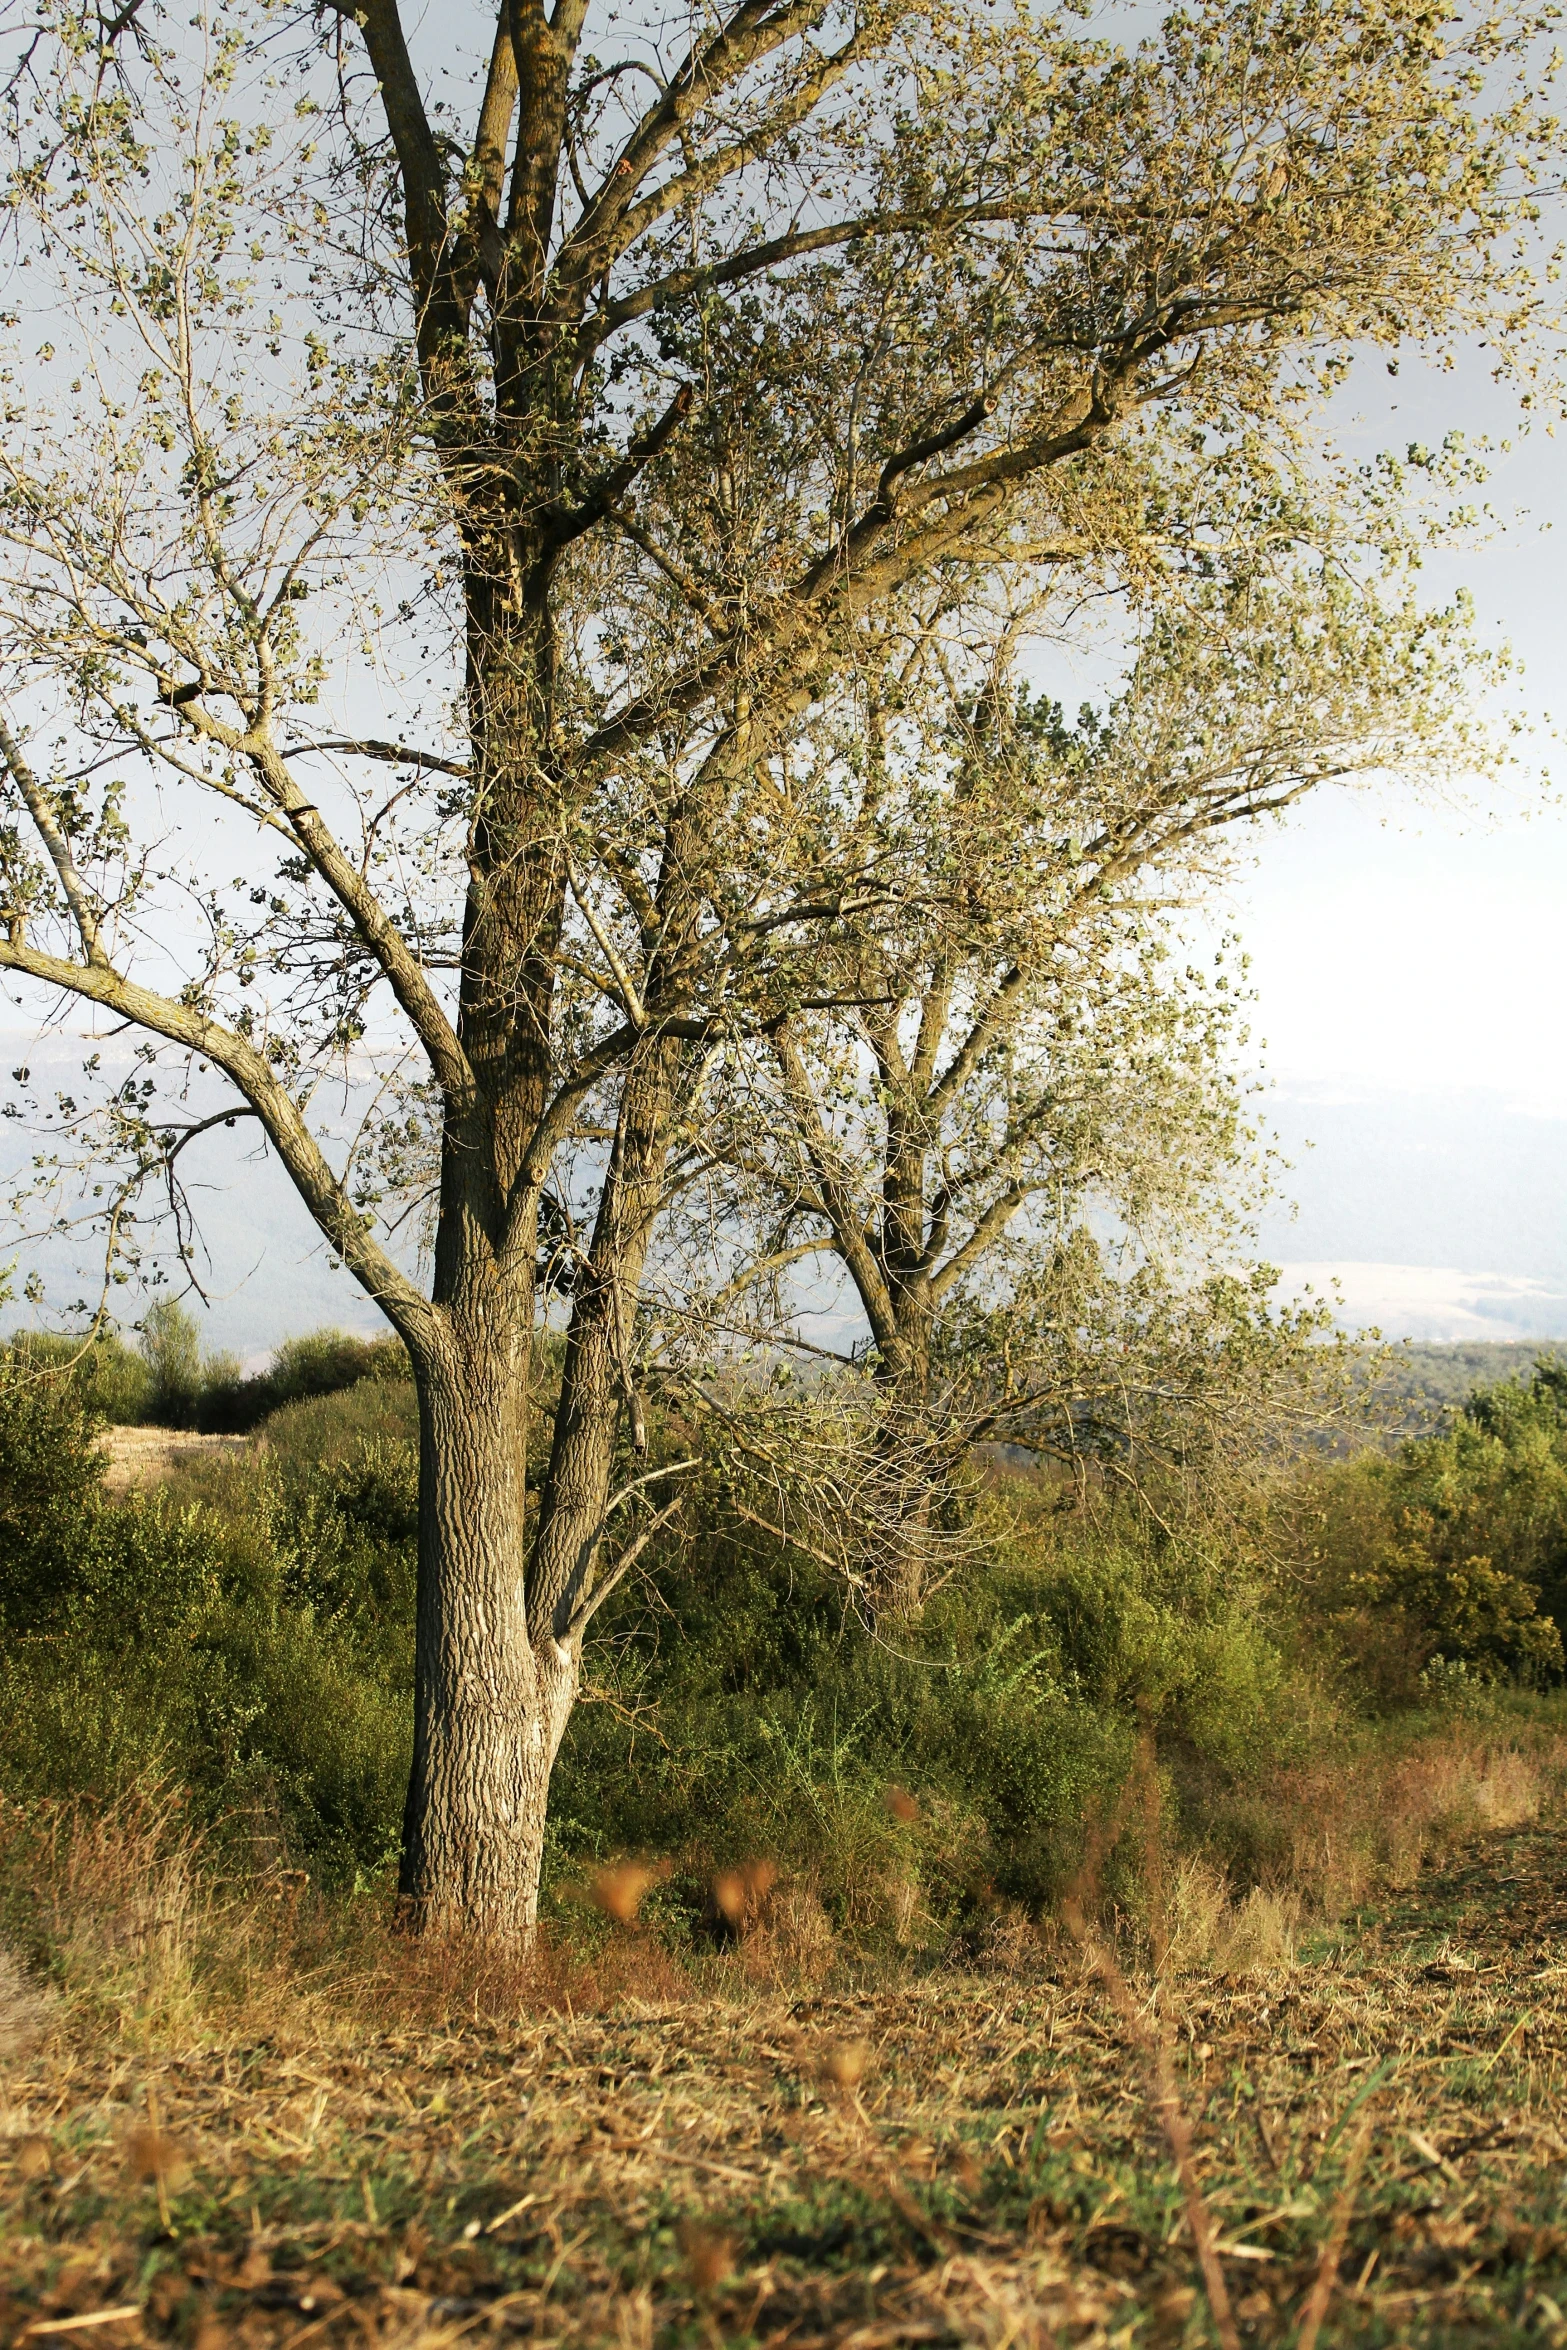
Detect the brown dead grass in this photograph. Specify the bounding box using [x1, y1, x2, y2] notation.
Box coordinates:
[4, 1831, 1567, 2347]
[0, 1944, 50, 2068]
[94, 1427, 253, 1499]
[4, 1722, 1567, 2346]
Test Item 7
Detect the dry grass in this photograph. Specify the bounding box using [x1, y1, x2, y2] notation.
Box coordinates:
[1230, 1729, 1559, 1928]
[95, 1427, 253, 1499]
[4, 1733, 1567, 2347]
[0, 1944, 50, 2068]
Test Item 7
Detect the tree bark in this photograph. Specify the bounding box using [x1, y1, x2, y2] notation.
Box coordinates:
[399, 1320, 575, 1940]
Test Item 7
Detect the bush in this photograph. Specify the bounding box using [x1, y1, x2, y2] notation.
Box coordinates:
[2, 1343, 1565, 1947]
[139, 1298, 220, 1427]
[7, 1308, 409, 1434]
[545, 1479, 1312, 1937]
[1293, 1359, 1567, 1695]
[197, 1326, 410, 1433]
[0, 1358, 108, 1632]
[4, 1326, 152, 1423]
[0, 1363, 418, 1883]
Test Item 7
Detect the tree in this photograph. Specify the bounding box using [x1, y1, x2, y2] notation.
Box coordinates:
[0, 0, 1553, 1933]
[138, 1297, 202, 1426]
[702, 571, 1488, 1421]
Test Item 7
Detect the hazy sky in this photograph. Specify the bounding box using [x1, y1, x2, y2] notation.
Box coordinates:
[1201, 328, 1567, 1339]
[1225, 336, 1567, 1104]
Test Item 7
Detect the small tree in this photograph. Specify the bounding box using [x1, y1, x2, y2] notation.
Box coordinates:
[138, 1298, 203, 1427]
[704, 576, 1485, 1419]
[0, 0, 1553, 1933]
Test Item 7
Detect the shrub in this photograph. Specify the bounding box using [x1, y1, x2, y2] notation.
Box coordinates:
[546, 1480, 1313, 1937]
[197, 1327, 410, 1433]
[0, 1360, 418, 1881]
[1293, 1360, 1567, 1695]
[7, 1308, 410, 1434]
[3, 1342, 1566, 1948]
[0, 1358, 107, 1632]
[4, 1327, 151, 1423]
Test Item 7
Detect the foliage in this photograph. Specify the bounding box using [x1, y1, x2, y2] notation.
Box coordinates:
[0, 1353, 1300, 1910]
[4, 1325, 152, 1423]
[4, 1312, 411, 1433]
[3, 1321, 1567, 1982]
[0, 1376, 418, 1883]
[0, 1356, 107, 1632]
[138, 1299, 227, 1429]
[1371, 1342, 1567, 1430]
[1293, 1360, 1567, 1694]
[5, 1342, 1567, 1920]
[197, 1327, 412, 1435]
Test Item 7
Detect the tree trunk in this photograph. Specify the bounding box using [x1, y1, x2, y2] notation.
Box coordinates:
[398, 1031, 685, 1938]
[397, 557, 696, 1938]
[866, 1148, 941, 1619]
[398, 1322, 575, 1941]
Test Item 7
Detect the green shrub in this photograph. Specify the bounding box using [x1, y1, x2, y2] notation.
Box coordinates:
[0, 1358, 107, 1631]
[546, 1483, 1310, 1935]
[197, 1327, 410, 1434]
[1294, 1360, 1567, 1694]
[260, 1377, 419, 1477]
[0, 1360, 418, 1882]
[6, 1308, 410, 1435]
[3, 1341, 1564, 1942]
[138, 1298, 211, 1427]
[4, 1327, 152, 1423]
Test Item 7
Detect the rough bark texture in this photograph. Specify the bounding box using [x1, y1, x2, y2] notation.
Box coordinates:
[400, 1329, 575, 1938]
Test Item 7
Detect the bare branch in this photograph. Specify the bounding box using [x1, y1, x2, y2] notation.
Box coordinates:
[0, 933, 439, 1347]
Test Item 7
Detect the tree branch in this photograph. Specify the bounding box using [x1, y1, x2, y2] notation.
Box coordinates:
[288, 736, 472, 780]
[556, 0, 827, 288]
[772, 1020, 897, 1349]
[929, 1182, 1034, 1299]
[548, 382, 693, 547]
[558, 1482, 693, 1643]
[0, 712, 108, 967]
[0, 933, 439, 1347]
[579, 196, 1069, 359]
[169, 701, 476, 1107]
[326, 0, 451, 328]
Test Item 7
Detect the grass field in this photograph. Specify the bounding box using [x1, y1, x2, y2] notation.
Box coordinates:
[4, 1805, 1567, 2350]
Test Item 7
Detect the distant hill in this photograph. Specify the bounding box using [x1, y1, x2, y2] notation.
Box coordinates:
[1369, 1338, 1566, 1430]
[1258, 1083, 1567, 1299]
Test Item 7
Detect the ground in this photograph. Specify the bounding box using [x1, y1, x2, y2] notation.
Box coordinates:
[3, 1822, 1566, 2350]
[95, 1428, 251, 1500]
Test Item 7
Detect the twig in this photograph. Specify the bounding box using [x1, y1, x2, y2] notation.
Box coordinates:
[21, 2314, 144, 2340]
[1065, 1921, 1242, 2350]
[146, 2083, 172, 2233]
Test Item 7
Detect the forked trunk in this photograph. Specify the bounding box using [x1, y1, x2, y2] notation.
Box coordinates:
[398, 1034, 685, 1939]
[399, 1334, 575, 1941]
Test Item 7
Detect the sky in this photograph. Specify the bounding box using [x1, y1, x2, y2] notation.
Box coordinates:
[1217, 342, 1567, 1338]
